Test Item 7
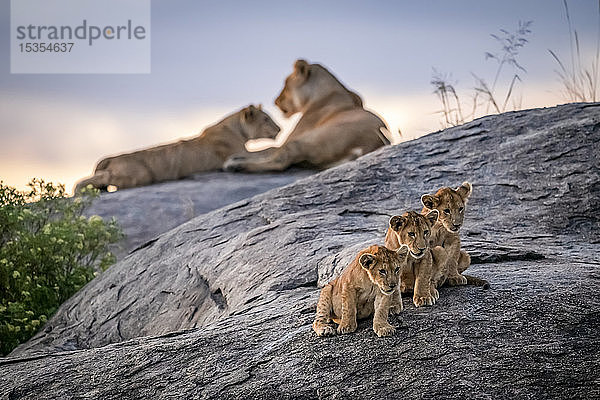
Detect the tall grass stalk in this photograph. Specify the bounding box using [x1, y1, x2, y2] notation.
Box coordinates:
[549, 0, 600, 102]
[431, 21, 532, 128]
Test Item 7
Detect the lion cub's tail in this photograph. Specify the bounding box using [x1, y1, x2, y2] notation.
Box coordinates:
[464, 274, 490, 290]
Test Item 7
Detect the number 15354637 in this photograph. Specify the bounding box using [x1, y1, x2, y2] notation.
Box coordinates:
[19, 42, 74, 53]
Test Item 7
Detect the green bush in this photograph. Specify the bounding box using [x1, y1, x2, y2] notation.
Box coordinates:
[0, 179, 123, 355]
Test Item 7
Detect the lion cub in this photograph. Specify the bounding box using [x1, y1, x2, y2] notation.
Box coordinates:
[313, 244, 409, 337]
[385, 210, 446, 307]
[421, 182, 473, 287]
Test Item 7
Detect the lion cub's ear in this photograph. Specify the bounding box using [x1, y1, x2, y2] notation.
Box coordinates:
[421, 194, 439, 210]
[395, 244, 409, 258]
[389, 215, 406, 232]
[456, 181, 473, 200]
[242, 105, 256, 123]
[425, 210, 439, 225]
[359, 253, 376, 270]
[294, 59, 310, 79]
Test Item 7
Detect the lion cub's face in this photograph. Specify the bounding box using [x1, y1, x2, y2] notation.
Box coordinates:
[241, 104, 281, 140]
[389, 211, 439, 259]
[359, 245, 409, 295]
[275, 59, 312, 118]
[421, 182, 472, 233]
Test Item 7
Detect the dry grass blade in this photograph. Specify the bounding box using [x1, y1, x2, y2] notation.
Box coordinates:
[431, 21, 532, 128]
[502, 74, 522, 111]
[549, 49, 569, 75]
[431, 70, 465, 127]
[473, 74, 501, 114]
[549, 0, 600, 102]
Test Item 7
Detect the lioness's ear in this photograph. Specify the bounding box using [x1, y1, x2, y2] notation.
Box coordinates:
[294, 59, 310, 79]
[242, 105, 256, 123]
[257, 103, 262, 111]
[456, 181, 472, 200]
[425, 210, 439, 224]
[359, 253, 376, 270]
[389, 215, 405, 232]
[421, 194, 439, 210]
[396, 244, 409, 258]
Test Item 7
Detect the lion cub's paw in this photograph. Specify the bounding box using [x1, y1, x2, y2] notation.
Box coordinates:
[389, 301, 404, 315]
[373, 323, 396, 337]
[400, 281, 408, 293]
[313, 324, 336, 337]
[430, 287, 440, 301]
[447, 274, 468, 286]
[337, 322, 357, 335]
[413, 294, 435, 307]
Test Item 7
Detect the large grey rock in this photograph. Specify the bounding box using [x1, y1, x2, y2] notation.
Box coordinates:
[2, 103, 599, 399]
[84, 170, 313, 259]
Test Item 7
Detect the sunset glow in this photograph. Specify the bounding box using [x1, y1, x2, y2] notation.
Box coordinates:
[1, 0, 597, 193]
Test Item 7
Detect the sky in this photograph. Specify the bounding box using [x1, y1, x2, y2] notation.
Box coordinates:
[1, 0, 599, 192]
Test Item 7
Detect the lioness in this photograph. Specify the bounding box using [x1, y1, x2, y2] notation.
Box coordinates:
[385, 210, 445, 307]
[74, 105, 280, 192]
[223, 59, 389, 172]
[421, 182, 489, 288]
[313, 244, 409, 338]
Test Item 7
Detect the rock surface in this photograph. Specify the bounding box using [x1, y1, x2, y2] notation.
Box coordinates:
[84, 170, 313, 259]
[2, 103, 600, 399]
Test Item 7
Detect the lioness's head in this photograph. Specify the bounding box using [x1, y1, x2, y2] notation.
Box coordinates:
[240, 104, 281, 140]
[274, 59, 363, 118]
[359, 245, 409, 295]
[421, 182, 472, 233]
[389, 211, 439, 259]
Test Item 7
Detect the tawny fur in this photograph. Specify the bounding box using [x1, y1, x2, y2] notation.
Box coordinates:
[313, 245, 408, 338]
[421, 182, 489, 289]
[223, 59, 389, 172]
[74, 105, 280, 193]
[384, 210, 443, 307]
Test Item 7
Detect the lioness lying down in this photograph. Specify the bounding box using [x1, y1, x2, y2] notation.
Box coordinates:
[74, 105, 280, 192]
[224, 59, 389, 172]
[313, 244, 409, 338]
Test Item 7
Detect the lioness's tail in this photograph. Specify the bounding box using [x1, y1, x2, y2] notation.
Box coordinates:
[464, 274, 490, 289]
[73, 170, 111, 194]
[313, 283, 336, 337]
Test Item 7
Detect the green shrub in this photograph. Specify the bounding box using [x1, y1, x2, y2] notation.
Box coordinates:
[0, 179, 123, 355]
